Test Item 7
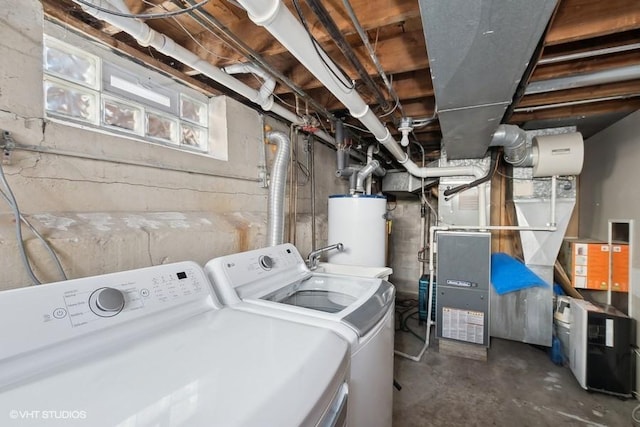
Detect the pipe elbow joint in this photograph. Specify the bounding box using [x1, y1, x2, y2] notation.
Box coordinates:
[491, 124, 526, 149]
[397, 153, 410, 164]
[246, 0, 282, 27]
[260, 95, 275, 112]
[351, 104, 370, 119]
[137, 25, 156, 47]
[471, 165, 485, 180]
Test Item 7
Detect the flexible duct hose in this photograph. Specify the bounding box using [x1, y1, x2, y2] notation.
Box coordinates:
[266, 131, 291, 246]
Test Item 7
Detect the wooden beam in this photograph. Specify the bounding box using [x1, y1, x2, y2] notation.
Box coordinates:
[546, 0, 640, 46]
[41, 0, 220, 96]
[509, 97, 640, 123]
[517, 79, 640, 107]
[276, 68, 434, 112]
[183, 0, 421, 65]
[541, 29, 640, 59]
[389, 70, 434, 101]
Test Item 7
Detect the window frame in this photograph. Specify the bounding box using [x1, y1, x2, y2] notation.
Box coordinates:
[42, 32, 218, 158]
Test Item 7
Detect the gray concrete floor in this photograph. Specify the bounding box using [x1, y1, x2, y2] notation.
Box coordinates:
[392, 308, 638, 427]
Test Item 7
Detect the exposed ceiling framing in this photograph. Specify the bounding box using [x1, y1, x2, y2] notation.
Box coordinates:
[42, 0, 640, 161]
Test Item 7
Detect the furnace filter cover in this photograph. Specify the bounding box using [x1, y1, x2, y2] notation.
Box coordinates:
[532, 132, 584, 177]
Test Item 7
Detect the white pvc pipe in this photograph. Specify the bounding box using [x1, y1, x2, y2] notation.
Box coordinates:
[238, 0, 485, 184]
[105, 0, 129, 13]
[355, 160, 379, 193]
[74, 0, 337, 147]
[224, 63, 276, 108]
[550, 175, 557, 227]
[365, 144, 376, 195]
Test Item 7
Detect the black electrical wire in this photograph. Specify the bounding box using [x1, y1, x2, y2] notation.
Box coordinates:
[395, 308, 426, 343]
[395, 298, 428, 342]
[303, 0, 389, 110]
[291, 0, 355, 91]
[74, 0, 211, 19]
[443, 149, 499, 198]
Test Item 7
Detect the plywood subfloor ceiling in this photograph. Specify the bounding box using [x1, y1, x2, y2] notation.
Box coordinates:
[44, 0, 640, 158]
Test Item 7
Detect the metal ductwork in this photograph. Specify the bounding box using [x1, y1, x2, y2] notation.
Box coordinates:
[418, 0, 558, 159]
[490, 125, 533, 168]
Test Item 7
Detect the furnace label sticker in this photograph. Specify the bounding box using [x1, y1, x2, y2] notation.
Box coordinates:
[441, 307, 484, 345]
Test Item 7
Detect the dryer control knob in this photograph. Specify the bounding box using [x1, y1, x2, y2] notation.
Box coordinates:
[259, 255, 273, 270]
[95, 288, 125, 312]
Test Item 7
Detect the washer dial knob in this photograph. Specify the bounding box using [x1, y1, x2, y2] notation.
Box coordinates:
[94, 288, 125, 313]
[259, 255, 273, 270]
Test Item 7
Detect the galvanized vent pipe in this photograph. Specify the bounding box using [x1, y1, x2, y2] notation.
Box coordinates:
[265, 131, 291, 246]
[489, 125, 534, 168]
[525, 64, 640, 95]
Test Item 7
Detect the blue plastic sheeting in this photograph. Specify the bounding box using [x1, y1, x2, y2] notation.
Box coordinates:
[491, 252, 548, 295]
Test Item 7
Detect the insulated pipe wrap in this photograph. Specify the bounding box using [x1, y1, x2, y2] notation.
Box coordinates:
[266, 131, 290, 246]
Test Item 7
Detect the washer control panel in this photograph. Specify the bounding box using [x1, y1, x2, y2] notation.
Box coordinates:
[0, 261, 214, 361]
[205, 243, 308, 298]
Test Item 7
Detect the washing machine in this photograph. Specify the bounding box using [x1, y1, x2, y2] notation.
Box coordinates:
[205, 243, 395, 427]
[0, 262, 349, 427]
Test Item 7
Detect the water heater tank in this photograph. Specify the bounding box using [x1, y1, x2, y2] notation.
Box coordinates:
[328, 195, 387, 267]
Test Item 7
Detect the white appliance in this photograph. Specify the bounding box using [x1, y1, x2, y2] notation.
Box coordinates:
[569, 298, 633, 397]
[205, 243, 395, 427]
[0, 262, 350, 427]
[328, 194, 387, 267]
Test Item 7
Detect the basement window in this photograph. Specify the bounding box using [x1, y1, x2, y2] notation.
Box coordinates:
[43, 34, 214, 156]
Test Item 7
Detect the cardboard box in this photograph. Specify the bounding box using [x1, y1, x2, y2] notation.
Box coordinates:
[558, 239, 629, 292]
[611, 244, 629, 292]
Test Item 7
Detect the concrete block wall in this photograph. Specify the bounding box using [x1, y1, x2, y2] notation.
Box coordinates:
[0, 0, 346, 290]
[388, 199, 424, 294]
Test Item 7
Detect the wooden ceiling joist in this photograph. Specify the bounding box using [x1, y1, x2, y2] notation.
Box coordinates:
[546, 0, 640, 45]
[273, 30, 428, 95]
[183, 0, 420, 67]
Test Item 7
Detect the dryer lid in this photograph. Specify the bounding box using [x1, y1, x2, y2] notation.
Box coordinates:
[0, 309, 349, 427]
